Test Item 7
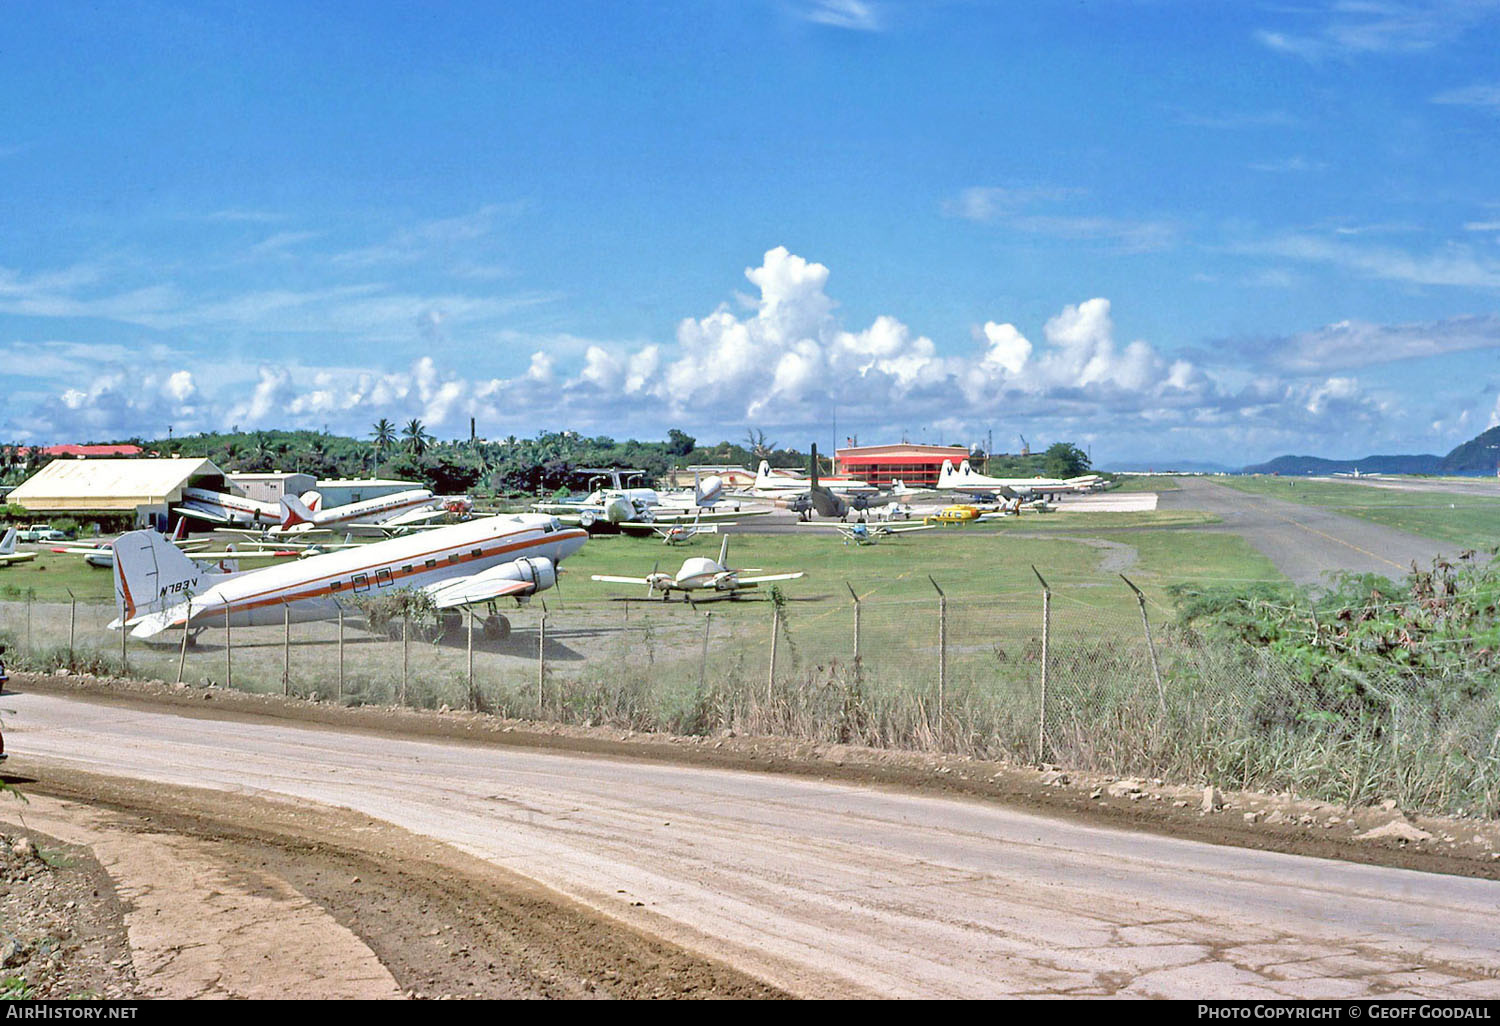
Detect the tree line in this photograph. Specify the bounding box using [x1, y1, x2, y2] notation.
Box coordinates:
[2, 426, 1092, 497]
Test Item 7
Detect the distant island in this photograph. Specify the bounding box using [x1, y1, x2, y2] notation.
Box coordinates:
[1243, 425, 1500, 477]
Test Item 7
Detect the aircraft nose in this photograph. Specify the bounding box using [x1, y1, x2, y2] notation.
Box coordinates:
[561, 530, 588, 559]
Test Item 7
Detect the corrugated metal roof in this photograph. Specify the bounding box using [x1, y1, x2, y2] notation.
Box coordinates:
[10, 457, 225, 509]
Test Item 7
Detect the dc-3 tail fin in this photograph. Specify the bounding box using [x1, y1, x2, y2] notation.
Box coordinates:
[112, 529, 222, 629]
[280, 493, 317, 528]
[300, 490, 323, 512]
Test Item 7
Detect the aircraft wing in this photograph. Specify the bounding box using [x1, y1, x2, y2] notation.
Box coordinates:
[736, 571, 806, 585]
[617, 522, 663, 536]
[884, 523, 937, 534]
[590, 574, 652, 586]
[646, 507, 759, 524]
[174, 502, 235, 524]
[379, 505, 446, 528]
[0, 553, 36, 565]
[422, 574, 537, 610]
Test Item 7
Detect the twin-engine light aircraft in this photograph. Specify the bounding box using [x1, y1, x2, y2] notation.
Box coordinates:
[111, 513, 587, 642]
[591, 536, 804, 601]
[0, 528, 37, 566]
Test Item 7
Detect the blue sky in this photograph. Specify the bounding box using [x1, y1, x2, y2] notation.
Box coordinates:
[3, 0, 1499, 467]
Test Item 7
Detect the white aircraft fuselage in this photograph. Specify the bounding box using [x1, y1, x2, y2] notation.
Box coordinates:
[116, 514, 586, 636]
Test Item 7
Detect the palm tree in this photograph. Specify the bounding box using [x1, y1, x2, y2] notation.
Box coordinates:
[371, 418, 396, 477]
[402, 418, 432, 458]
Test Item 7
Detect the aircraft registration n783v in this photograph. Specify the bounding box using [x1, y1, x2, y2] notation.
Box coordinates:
[111, 513, 587, 640]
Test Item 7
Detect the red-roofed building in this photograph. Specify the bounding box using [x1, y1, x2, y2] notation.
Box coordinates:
[834, 444, 972, 488]
[16, 444, 145, 459]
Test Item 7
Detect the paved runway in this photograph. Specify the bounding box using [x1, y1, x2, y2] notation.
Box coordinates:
[8, 690, 1500, 998]
[1158, 478, 1450, 587]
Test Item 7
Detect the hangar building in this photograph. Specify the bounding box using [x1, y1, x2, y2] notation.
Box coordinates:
[228, 472, 316, 504]
[313, 478, 422, 508]
[834, 444, 972, 489]
[9, 457, 230, 530]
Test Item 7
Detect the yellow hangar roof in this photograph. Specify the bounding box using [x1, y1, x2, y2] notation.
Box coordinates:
[9, 457, 227, 511]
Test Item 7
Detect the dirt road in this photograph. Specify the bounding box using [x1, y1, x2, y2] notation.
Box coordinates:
[7, 688, 1500, 998]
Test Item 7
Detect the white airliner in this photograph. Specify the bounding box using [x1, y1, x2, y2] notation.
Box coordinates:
[279, 489, 470, 534]
[537, 471, 757, 530]
[177, 486, 294, 528]
[111, 513, 587, 640]
[936, 460, 1102, 500]
[591, 535, 803, 600]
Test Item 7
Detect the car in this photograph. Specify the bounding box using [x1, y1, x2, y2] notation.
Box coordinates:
[17, 524, 67, 543]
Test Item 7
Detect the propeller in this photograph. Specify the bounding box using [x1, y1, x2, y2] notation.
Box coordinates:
[647, 559, 660, 599]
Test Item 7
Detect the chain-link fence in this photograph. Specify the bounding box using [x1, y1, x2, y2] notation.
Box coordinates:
[3, 573, 1498, 816]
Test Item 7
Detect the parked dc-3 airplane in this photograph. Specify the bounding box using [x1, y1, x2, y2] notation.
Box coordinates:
[591, 536, 803, 601]
[279, 489, 471, 535]
[111, 513, 587, 641]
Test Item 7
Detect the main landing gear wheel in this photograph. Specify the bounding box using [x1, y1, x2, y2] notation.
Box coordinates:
[483, 613, 511, 641]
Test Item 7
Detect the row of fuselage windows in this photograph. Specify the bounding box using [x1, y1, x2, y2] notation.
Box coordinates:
[327, 548, 486, 593]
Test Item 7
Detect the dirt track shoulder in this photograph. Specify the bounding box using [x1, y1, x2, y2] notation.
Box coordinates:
[10, 671, 1500, 882]
[4, 764, 784, 999]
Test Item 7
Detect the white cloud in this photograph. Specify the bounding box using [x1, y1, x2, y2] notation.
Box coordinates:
[1432, 83, 1500, 109]
[798, 0, 883, 31]
[944, 187, 1178, 252]
[0, 246, 1465, 465]
[163, 370, 196, 402]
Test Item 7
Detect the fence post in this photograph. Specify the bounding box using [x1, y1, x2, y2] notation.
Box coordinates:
[120, 609, 128, 675]
[66, 589, 76, 667]
[1033, 566, 1051, 763]
[283, 602, 291, 697]
[767, 603, 780, 702]
[846, 582, 861, 674]
[929, 576, 946, 746]
[336, 605, 344, 703]
[1121, 574, 1167, 714]
[401, 612, 409, 707]
[176, 597, 192, 684]
[538, 612, 547, 715]
[467, 608, 476, 711]
[698, 610, 713, 691]
[26, 593, 32, 655]
[225, 604, 232, 691]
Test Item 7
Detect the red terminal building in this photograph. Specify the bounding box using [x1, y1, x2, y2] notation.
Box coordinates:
[834, 444, 972, 489]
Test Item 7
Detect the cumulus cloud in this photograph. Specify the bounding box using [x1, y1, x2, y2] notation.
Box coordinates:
[0, 245, 1469, 465]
